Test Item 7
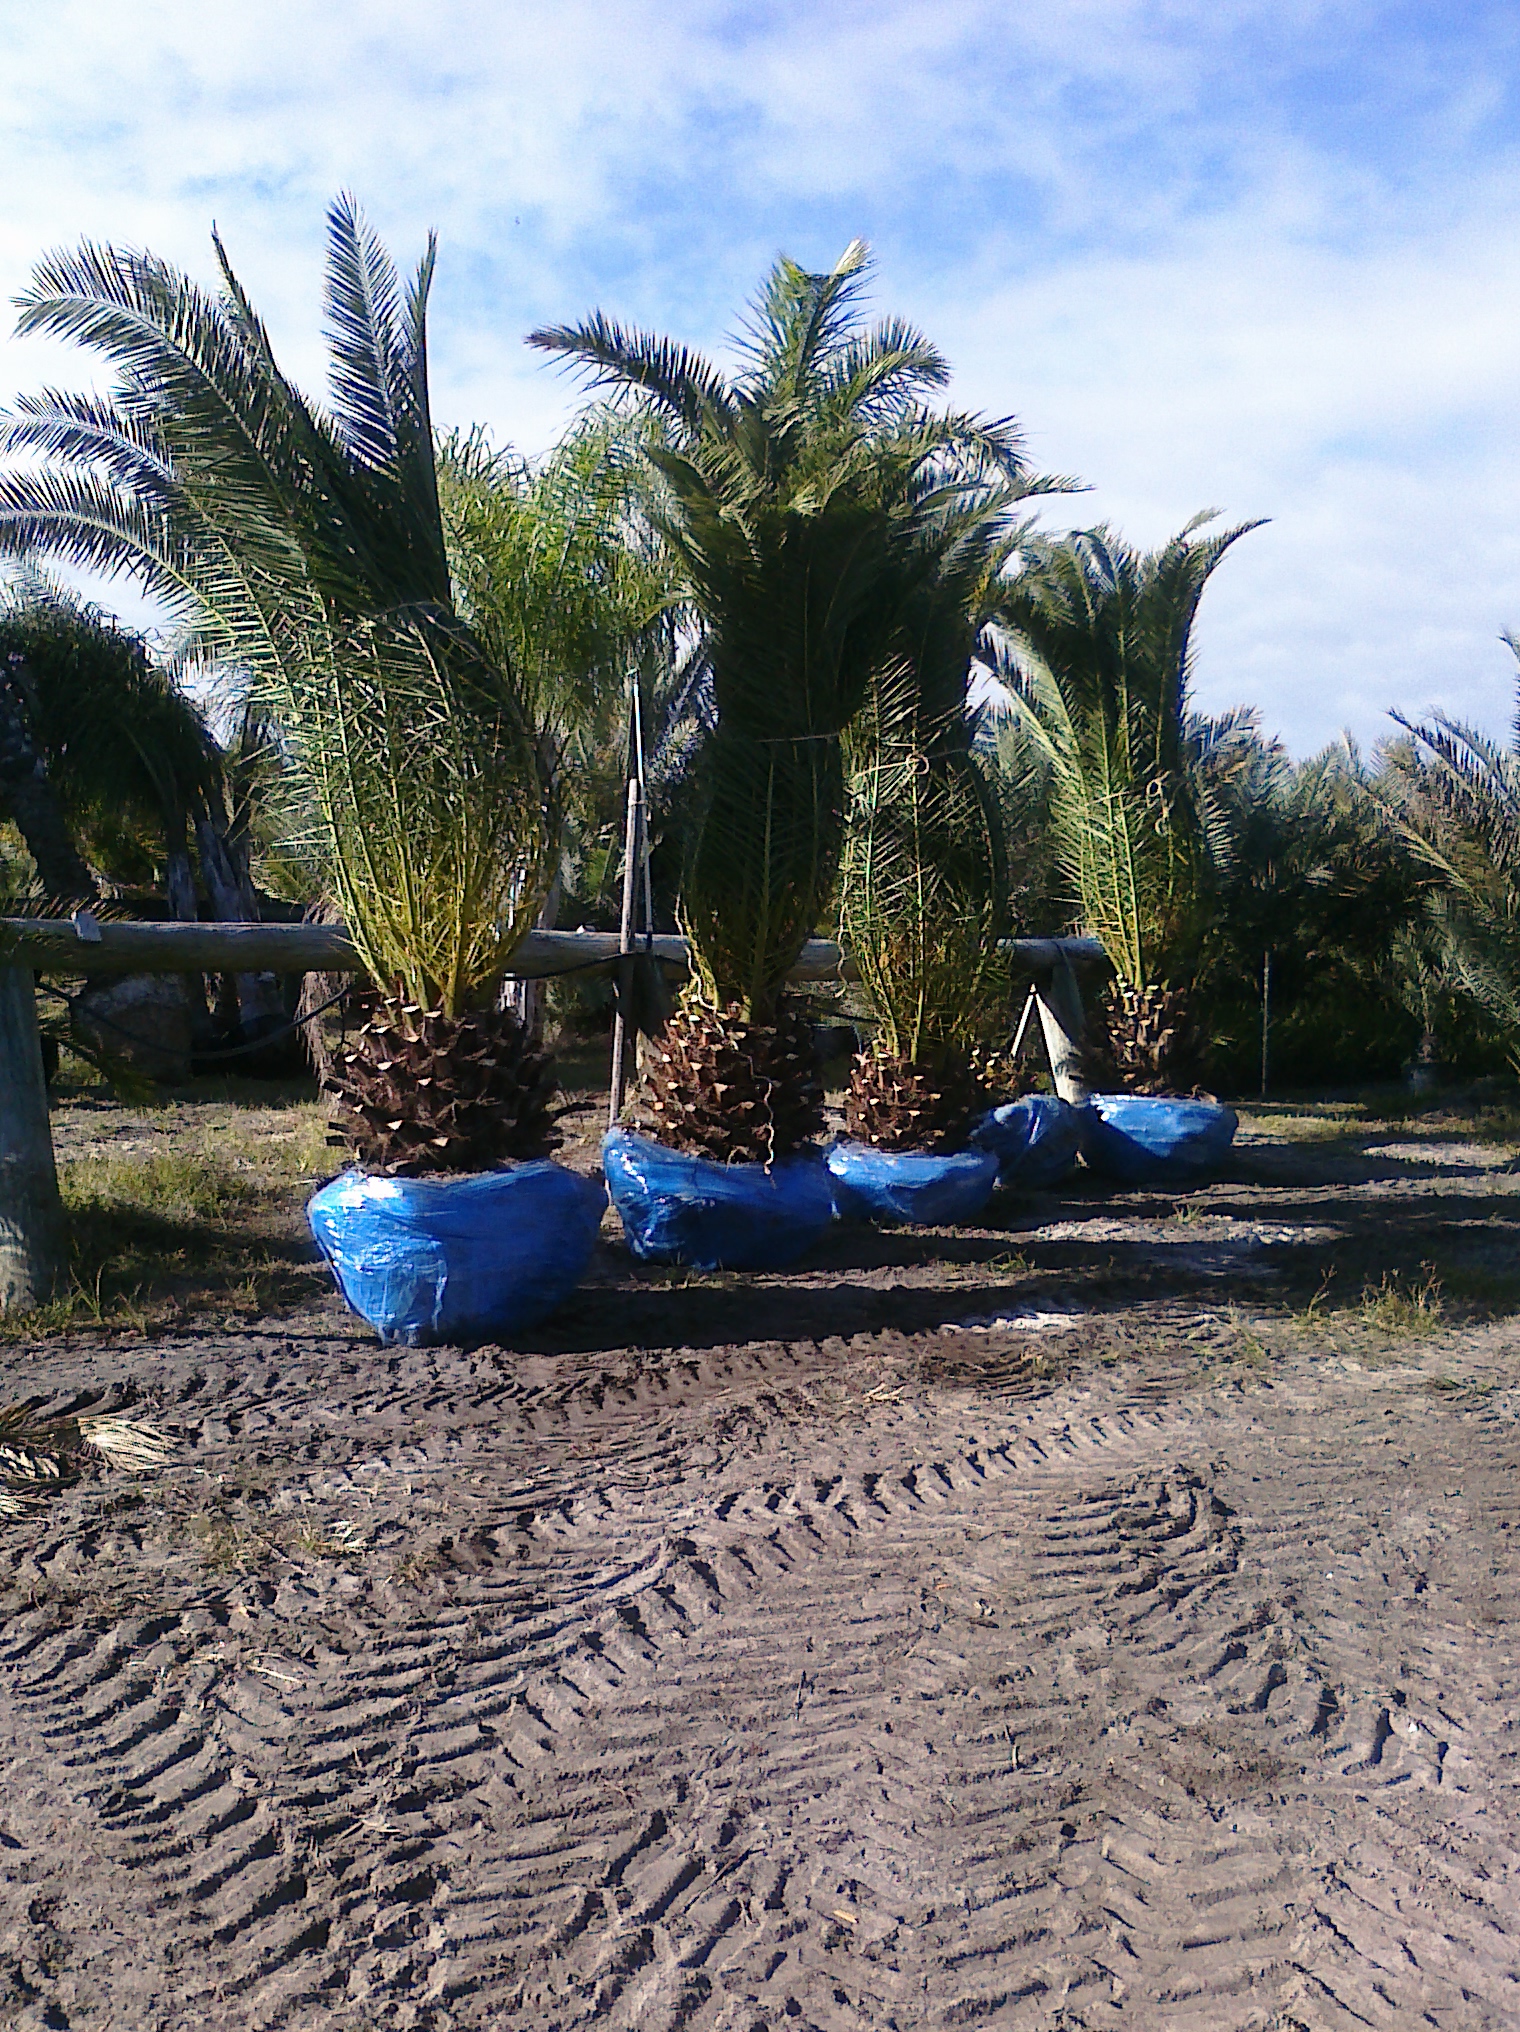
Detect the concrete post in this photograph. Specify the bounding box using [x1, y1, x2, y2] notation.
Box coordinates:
[0, 967, 63, 1311]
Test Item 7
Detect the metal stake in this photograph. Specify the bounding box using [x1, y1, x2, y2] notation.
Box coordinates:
[608, 679, 654, 1130]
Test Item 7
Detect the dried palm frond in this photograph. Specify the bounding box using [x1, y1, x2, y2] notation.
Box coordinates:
[0, 1400, 172, 1517]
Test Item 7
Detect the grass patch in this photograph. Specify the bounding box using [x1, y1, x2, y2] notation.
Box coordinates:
[6, 1082, 336, 1339]
[1359, 1263, 1445, 1337]
[1425, 1374, 1499, 1402]
[1239, 1085, 1520, 1150]
[1227, 1310, 1273, 1369]
[291, 1516, 366, 1558]
[1285, 1259, 1448, 1348]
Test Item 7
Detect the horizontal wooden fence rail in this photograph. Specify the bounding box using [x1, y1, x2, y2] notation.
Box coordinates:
[0, 918, 1111, 985]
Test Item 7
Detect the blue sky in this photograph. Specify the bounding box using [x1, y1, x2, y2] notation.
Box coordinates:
[2, 0, 1517, 754]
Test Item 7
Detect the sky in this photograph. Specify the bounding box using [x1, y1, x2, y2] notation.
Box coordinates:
[1, 0, 1516, 756]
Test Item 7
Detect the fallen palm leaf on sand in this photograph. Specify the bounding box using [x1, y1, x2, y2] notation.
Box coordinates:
[0, 1401, 172, 1516]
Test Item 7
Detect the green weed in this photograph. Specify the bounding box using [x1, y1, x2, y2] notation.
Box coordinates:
[1425, 1374, 1497, 1401]
[1359, 1262, 1445, 1338]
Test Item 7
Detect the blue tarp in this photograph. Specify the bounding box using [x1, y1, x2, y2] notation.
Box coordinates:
[971, 1095, 1084, 1189]
[307, 1162, 606, 1347]
[603, 1128, 837, 1270]
[1078, 1093, 1239, 1184]
[826, 1140, 999, 1226]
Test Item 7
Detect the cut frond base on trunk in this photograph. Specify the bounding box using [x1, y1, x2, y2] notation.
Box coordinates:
[635, 1003, 823, 1164]
[1085, 982, 1202, 1097]
[325, 999, 560, 1176]
[844, 1049, 981, 1155]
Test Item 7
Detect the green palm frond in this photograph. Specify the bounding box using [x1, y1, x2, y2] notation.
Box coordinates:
[261, 608, 546, 1011]
[837, 467, 1045, 1062]
[438, 407, 678, 742]
[1377, 644, 1520, 1045]
[843, 666, 1008, 1058]
[993, 515, 1262, 988]
[528, 311, 737, 435]
[7, 386, 177, 489]
[2, 199, 550, 1012]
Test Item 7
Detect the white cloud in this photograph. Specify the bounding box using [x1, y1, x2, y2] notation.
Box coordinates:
[931, 196, 1520, 751]
[1, 0, 1515, 752]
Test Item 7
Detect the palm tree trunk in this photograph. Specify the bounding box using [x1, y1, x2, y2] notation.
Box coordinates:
[0, 965, 63, 1311]
[0, 657, 97, 902]
[193, 812, 285, 1036]
[164, 811, 216, 1044]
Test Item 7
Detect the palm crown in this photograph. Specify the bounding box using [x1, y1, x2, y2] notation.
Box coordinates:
[994, 514, 1262, 992]
[1381, 641, 1520, 1042]
[0, 196, 546, 1016]
[531, 241, 1031, 1021]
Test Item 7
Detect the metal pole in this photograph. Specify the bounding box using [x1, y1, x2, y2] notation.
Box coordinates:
[633, 681, 655, 968]
[0, 968, 63, 1311]
[1260, 948, 1272, 1101]
[607, 776, 644, 1130]
[1009, 981, 1039, 1063]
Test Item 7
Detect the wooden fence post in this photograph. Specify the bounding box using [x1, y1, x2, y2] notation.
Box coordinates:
[0, 968, 63, 1312]
[1034, 957, 1091, 1104]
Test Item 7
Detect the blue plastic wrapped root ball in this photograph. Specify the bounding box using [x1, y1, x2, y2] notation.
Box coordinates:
[603, 1128, 836, 1271]
[826, 1140, 998, 1226]
[971, 1095, 1084, 1189]
[307, 1162, 606, 1347]
[1078, 1093, 1238, 1185]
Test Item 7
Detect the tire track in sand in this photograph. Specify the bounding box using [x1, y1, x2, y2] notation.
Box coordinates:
[2, 1349, 1517, 2027]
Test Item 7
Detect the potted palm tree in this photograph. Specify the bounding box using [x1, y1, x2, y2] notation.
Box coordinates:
[829, 481, 1048, 1224]
[533, 243, 1029, 1266]
[996, 518, 1259, 1183]
[0, 198, 605, 1341]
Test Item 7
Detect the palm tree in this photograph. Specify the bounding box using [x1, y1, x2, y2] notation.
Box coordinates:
[1191, 731, 1426, 1090]
[436, 406, 683, 1038]
[994, 514, 1262, 1091]
[532, 241, 1031, 1159]
[0, 198, 555, 1173]
[839, 494, 1036, 1150]
[0, 641, 99, 904]
[1379, 640, 1520, 1059]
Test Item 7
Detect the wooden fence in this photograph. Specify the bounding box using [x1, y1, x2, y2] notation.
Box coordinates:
[0, 921, 1109, 1310]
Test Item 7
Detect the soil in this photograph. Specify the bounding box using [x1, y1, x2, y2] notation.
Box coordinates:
[2, 1100, 1519, 2029]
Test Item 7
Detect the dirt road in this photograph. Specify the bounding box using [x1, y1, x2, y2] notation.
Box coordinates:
[2, 1115, 1517, 2028]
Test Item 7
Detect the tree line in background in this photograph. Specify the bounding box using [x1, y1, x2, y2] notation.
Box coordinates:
[0, 198, 1515, 1156]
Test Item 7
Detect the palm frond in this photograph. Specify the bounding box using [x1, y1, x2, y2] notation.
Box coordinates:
[992, 516, 1260, 986]
[0, 1400, 171, 1517]
[4, 202, 548, 1010]
[529, 312, 736, 436]
[322, 190, 409, 475]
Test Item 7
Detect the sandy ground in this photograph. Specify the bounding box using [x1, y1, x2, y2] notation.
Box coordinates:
[2, 1106, 1518, 2029]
